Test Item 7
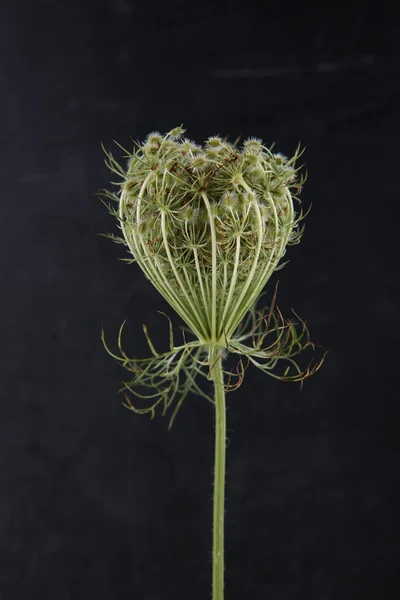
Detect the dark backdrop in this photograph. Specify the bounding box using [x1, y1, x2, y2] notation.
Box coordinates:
[1, 2, 399, 599]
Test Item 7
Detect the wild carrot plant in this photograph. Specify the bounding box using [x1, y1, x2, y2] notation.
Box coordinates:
[99, 126, 325, 600]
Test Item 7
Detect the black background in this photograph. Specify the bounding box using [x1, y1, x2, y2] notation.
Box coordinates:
[1, 2, 399, 599]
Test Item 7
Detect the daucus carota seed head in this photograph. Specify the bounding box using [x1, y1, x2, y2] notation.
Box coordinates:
[100, 126, 326, 427]
[103, 126, 306, 345]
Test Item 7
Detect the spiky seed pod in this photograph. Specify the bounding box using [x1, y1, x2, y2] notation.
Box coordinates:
[206, 136, 224, 148]
[182, 205, 199, 223]
[220, 190, 239, 211]
[181, 138, 199, 153]
[273, 152, 287, 165]
[191, 153, 209, 172]
[168, 126, 185, 140]
[145, 131, 162, 145]
[106, 126, 306, 345]
[243, 137, 263, 155]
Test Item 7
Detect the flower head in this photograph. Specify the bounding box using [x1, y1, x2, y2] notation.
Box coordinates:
[100, 126, 325, 425]
[103, 127, 306, 344]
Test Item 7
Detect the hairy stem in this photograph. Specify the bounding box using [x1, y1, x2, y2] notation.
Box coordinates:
[210, 345, 226, 600]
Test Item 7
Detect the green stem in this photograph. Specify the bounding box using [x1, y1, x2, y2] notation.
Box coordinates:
[210, 345, 226, 600]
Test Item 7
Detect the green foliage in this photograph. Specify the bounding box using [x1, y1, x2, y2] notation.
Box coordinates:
[101, 287, 326, 426]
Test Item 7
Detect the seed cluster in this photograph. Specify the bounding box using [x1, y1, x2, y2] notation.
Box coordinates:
[103, 126, 306, 343]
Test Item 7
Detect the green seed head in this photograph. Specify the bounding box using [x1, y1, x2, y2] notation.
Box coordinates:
[100, 127, 325, 427]
[105, 126, 306, 345]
